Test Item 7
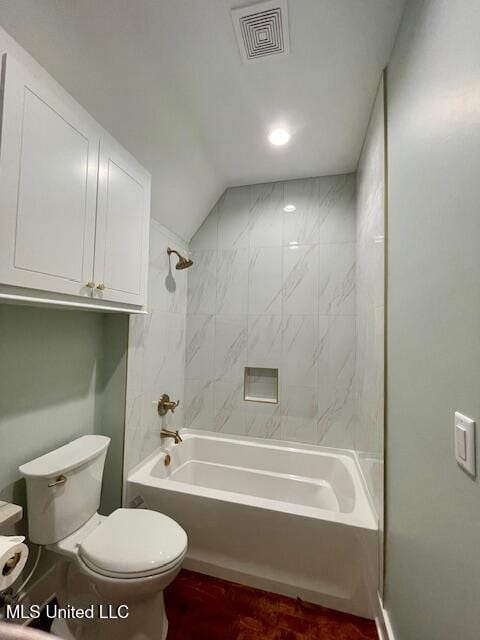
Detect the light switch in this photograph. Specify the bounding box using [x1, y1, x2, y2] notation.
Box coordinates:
[455, 412, 476, 476]
[455, 425, 467, 461]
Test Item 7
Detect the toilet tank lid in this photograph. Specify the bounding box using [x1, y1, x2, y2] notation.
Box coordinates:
[19, 435, 110, 478]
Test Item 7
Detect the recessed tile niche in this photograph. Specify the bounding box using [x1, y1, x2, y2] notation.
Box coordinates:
[244, 367, 279, 404]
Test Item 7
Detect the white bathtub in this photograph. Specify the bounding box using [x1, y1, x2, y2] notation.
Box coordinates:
[126, 429, 378, 618]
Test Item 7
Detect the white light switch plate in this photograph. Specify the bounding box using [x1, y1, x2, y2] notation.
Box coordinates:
[455, 412, 476, 476]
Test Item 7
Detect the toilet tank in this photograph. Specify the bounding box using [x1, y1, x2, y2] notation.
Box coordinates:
[19, 435, 110, 544]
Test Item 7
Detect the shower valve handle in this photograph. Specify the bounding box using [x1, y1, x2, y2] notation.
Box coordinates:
[157, 394, 180, 416]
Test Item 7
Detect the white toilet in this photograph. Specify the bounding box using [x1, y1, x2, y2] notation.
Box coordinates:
[19, 435, 187, 640]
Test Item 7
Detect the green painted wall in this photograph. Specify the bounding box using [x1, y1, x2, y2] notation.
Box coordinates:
[386, 1, 480, 638]
[98, 314, 128, 515]
[0, 304, 128, 518]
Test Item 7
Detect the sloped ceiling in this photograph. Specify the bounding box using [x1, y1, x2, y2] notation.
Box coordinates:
[0, 0, 404, 241]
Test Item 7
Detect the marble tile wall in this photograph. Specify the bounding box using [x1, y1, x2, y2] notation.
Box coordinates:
[184, 174, 356, 447]
[124, 219, 188, 474]
[354, 78, 385, 581]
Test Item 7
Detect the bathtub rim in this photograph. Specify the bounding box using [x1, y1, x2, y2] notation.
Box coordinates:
[127, 429, 378, 531]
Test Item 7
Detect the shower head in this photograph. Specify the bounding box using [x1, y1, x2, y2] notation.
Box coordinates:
[176, 257, 193, 270]
[167, 248, 194, 270]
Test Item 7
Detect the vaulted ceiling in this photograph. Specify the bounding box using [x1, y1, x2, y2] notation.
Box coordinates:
[0, 0, 404, 240]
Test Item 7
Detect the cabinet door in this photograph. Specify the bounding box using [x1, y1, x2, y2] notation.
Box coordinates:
[0, 54, 99, 297]
[93, 137, 150, 307]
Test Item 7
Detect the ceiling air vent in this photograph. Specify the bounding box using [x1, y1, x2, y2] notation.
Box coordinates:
[232, 0, 290, 63]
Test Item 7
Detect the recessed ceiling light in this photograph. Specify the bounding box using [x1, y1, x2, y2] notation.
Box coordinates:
[268, 128, 290, 146]
[289, 241, 299, 247]
[284, 204, 296, 213]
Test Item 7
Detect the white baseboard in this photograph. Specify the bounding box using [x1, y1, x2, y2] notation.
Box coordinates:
[383, 608, 396, 640]
[375, 594, 395, 640]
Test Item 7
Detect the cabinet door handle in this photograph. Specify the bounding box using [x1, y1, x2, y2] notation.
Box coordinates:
[85, 282, 95, 288]
[96, 283, 105, 291]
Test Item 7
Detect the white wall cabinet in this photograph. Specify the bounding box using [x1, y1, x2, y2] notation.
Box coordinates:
[0, 53, 150, 312]
[93, 138, 149, 307]
[0, 54, 99, 299]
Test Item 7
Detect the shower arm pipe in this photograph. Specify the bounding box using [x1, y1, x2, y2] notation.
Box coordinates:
[167, 248, 182, 260]
[167, 247, 193, 270]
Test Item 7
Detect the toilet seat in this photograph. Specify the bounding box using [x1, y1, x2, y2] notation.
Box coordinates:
[78, 508, 187, 579]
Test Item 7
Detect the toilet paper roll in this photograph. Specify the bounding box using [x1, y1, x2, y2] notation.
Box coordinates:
[0, 535, 29, 590]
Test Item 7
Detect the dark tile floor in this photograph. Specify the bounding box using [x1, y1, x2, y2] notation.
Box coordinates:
[164, 570, 378, 640]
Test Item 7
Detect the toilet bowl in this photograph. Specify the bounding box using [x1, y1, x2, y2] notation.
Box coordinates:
[51, 509, 187, 640]
[19, 436, 187, 640]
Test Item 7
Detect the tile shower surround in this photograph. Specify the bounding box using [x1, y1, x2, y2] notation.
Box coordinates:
[125, 219, 188, 473]
[184, 174, 356, 448]
[354, 82, 385, 518]
[354, 79, 386, 592]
